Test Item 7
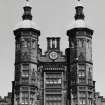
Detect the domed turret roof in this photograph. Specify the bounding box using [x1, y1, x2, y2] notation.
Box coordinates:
[15, 20, 39, 30]
[14, 0, 39, 30]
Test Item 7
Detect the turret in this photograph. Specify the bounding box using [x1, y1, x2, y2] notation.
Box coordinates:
[66, 0, 94, 105]
[12, 1, 40, 105]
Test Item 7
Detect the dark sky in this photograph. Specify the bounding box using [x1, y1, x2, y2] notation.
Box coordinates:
[0, 0, 105, 97]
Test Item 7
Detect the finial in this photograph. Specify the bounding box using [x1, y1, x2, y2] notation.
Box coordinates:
[22, 0, 32, 20]
[74, 0, 85, 20]
[25, 0, 31, 7]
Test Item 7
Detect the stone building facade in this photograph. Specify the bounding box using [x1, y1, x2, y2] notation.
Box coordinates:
[0, 0, 105, 105]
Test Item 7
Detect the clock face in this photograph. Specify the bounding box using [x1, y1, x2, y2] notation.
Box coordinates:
[49, 51, 58, 60]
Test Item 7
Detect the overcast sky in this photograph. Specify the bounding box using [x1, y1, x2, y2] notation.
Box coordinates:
[0, 0, 105, 97]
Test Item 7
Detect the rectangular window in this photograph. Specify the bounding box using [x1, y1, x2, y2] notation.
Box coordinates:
[88, 68, 92, 79]
[21, 98, 28, 104]
[30, 98, 33, 104]
[79, 78, 85, 84]
[22, 87, 28, 91]
[79, 98, 86, 104]
[15, 70, 20, 81]
[78, 71, 85, 77]
[88, 99, 92, 105]
[22, 92, 29, 98]
[16, 43, 20, 49]
[79, 92, 86, 97]
[71, 79, 76, 84]
[32, 40, 36, 49]
[21, 64, 29, 78]
[22, 64, 29, 70]
[21, 78, 29, 84]
[88, 93, 92, 98]
[79, 65, 85, 70]
[21, 70, 29, 78]
[88, 79, 92, 85]
[79, 86, 86, 90]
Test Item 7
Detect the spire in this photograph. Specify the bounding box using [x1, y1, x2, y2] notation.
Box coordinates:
[22, 0, 32, 20]
[74, 0, 85, 20]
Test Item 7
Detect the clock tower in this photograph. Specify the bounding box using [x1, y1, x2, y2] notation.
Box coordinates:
[38, 37, 67, 105]
[12, 1, 40, 105]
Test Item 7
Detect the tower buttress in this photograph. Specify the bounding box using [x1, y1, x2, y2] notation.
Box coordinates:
[12, 1, 40, 105]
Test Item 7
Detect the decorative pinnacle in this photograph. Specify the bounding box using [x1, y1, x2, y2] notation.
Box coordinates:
[22, 0, 32, 20]
[74, 0, 85, 20]
[25, 0, 30, 6]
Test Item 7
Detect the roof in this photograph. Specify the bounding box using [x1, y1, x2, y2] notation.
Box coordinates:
[75, 19, 86, 28]
[14, 20, 39, 30]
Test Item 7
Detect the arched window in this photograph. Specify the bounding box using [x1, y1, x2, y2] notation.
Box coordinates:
[32, 40, 36, 48]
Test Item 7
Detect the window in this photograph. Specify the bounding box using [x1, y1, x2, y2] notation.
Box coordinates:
[21, 78, 29, 84]
[71, 71, 76, 79]
[79, 65, 85, 70]
[16, 43, 20, 49]
[58, 79, 61, 84]
[30, 87, 35, 93]
[79, 92, 86, 97]
[88, 99, 92, 105]
[22, 92, 29, 98]
[46, 96, 61, 101]
[88, 79, 92, 85]
[21, 70, 29, 78]
[30, 98, 33, 104]
[79, 86, 85, 90]
[77, 39, 84, 48]
[15, 69, 20, 81]
[70, 41, 75, 48]
[79, 98, 86, 104]
[32, 40, 36, 48]
[37, 94, 40, 100]
[22, 87, 28, 91]
[88, 93, 92, 98]
[21, 40, 27, 48]
[71, 79, 76, 84]
[22, 64, 29, 70]
[46, 79, 61, 84]
[88, 68, 92, 79]
[78, 71, 85, 77]
[21, 98, 28, 104]
[87, 39, 90, 48]
[79, 78, 85, 83]
[21, 92, 29, 104]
